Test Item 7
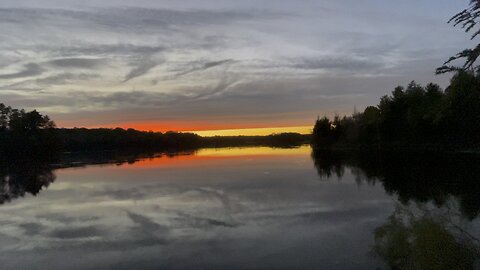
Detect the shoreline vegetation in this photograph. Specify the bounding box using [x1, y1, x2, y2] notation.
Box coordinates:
[0, 103, 310, 160]
[311, 71, 480, 153]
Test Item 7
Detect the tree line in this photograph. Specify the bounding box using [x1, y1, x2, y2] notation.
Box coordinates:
[312, 71, 480, 151]
[0, 104, 204, 158]
[0, 104, 308, 159]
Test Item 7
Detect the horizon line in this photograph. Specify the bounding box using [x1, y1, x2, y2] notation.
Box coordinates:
[188, 126, 312, 137]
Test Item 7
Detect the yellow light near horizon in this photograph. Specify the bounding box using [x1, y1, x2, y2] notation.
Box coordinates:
[194, 145, 311, 157]
[190, 126, 312, 137]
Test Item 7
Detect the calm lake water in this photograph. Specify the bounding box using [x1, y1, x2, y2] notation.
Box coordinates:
[0, 146, 479, 269]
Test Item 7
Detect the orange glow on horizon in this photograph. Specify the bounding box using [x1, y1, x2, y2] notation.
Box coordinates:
[60, 121, 312, 136]
[190, 126, 312, 136]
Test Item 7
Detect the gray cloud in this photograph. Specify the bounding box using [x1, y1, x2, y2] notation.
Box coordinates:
[293, 57, 385, 71]
[35, 73, 100, 85]
[44, 44, 166, 58]
[123, 59, 159, 83]
[0, 7, 278, 35]
[0, 1, 466, 128]
[194, 74, 240, 100]
[0, 73, 100, 91]
[47, 58, 105, 69]
[91, 90, 176, 107]
[0, 63, 43, 79]
[173, 59, 235, 78]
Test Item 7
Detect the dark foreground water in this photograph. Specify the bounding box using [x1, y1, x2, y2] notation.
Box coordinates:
[0, 146, 479, 269]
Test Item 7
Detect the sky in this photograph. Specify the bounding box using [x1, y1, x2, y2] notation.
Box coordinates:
[0, 0, 474, 135]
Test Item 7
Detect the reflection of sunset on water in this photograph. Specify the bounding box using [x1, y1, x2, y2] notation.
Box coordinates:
[119, 146, 311, 169]
[58, 146, 311, 173]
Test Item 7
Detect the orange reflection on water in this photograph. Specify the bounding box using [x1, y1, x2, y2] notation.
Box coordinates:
[196, 146, 310, 157]
[119, 146, 311, 170]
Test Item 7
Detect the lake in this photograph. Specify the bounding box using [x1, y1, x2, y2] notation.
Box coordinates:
[0, 146, 479, 269]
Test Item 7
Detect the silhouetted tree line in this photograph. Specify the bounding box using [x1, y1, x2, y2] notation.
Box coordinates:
[0, 103, 205, 157]
[311, 149, 480, 220]
[312, 71, 480, 151]
[201, 133, 311, 148]
[0, 103, 309, 158]
[53, 129, 309, 153]
[53, 128, 202, 152]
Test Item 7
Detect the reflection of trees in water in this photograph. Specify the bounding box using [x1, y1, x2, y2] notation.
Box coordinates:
[311, 149, 480, 268]
[0, 151, 197, 205]
[0, 162, 55, 204]
[311, 149, 480, 219]
[372, 203, 480, 270]
[57, 150, 196, 168]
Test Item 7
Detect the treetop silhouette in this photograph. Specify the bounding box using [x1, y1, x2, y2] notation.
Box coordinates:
[437, 0, 480, 74]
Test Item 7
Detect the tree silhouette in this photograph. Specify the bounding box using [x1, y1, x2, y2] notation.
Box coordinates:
[437, 0, 480, 74]
[312, 72, 480, 150]
[0, 104, 55, 132]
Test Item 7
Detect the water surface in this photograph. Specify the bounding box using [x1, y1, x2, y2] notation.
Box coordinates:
[0, 146, 478, 269]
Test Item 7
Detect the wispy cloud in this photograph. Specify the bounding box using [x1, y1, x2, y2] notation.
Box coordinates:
[0, 1, 466, 127]
[0, 63, 43, 79]
[173, 59, 235, 78]
[293, 57, 385, 71]
[47, 58, 105, 69]
[123, 59, 160, 83]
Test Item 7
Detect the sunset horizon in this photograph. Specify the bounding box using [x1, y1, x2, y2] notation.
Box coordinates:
[58, 122, 313, 136]
[0, 0, 464, 131]
[1, 1, 479, 269]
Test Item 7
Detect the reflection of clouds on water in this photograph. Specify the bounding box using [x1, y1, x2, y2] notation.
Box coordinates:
[36, 213, 100, 224]
[0, 148, 477, 269]
[125, 211, 170, 245]
[186, 187, 243, 224]
[93, 186, 149, 200]
[19, 222, 44, 236]
[173, 211, 239, 229]
[49, 226, 103, 240]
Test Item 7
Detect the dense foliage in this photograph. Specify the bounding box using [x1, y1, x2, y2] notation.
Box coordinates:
[0, 104, 59, 158]
[312, 71, 480, 151]
[201, 133, 310, 148]
[53, 128, 202, 152]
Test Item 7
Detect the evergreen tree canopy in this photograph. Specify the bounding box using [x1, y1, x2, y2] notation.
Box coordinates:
[437, 0, 480, 74]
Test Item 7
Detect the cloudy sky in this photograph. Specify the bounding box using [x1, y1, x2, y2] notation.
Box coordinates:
[0, 0, 473, 133]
